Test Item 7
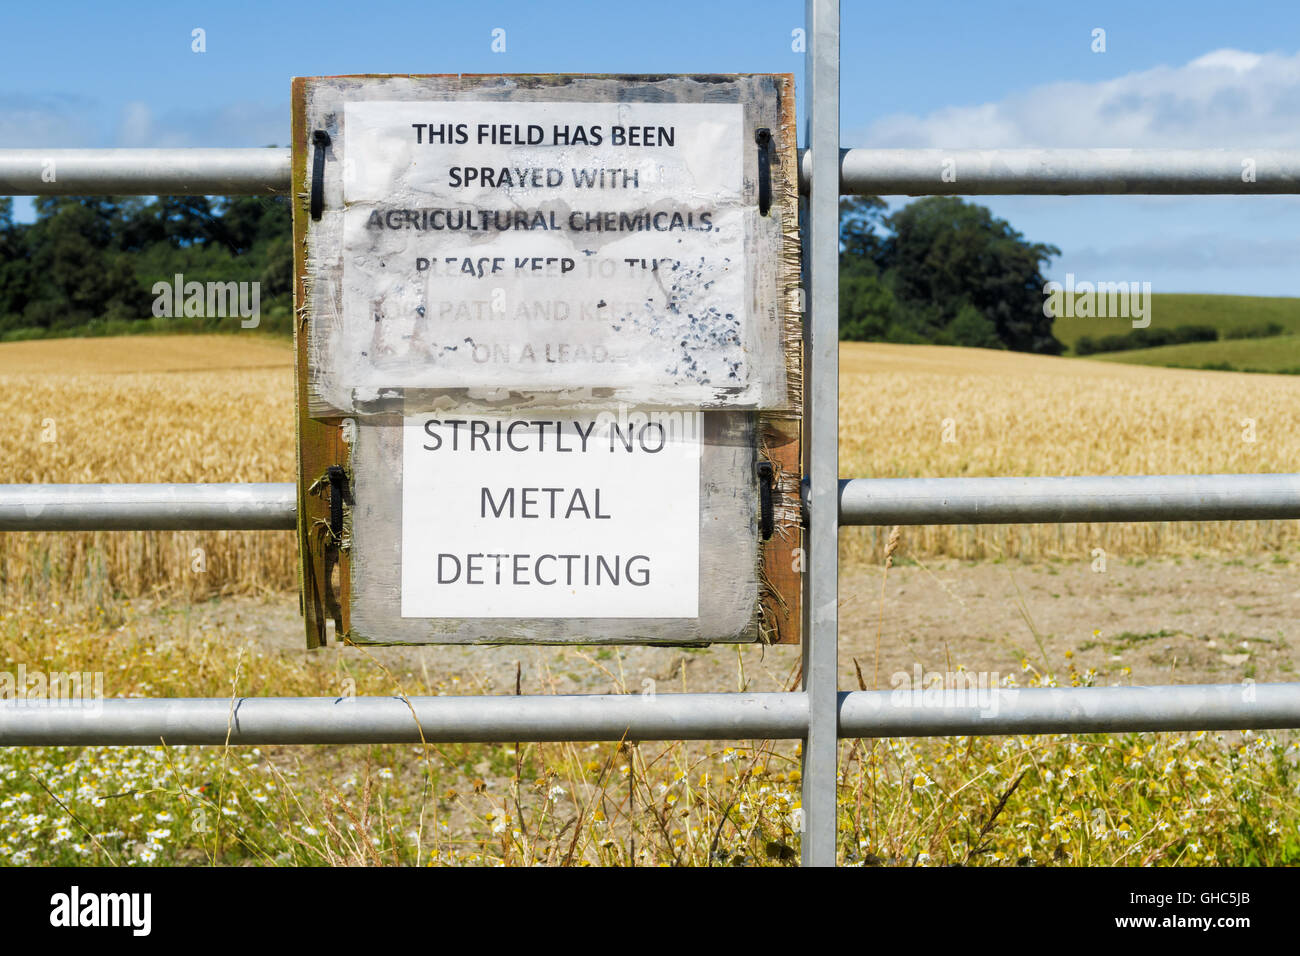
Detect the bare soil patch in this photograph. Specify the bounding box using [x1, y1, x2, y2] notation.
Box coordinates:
[135, 555, 1299, 697]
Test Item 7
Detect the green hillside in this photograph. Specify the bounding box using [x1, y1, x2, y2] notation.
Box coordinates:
[1091, 333, 1300, 374]
[1053, 293, 1300, 353]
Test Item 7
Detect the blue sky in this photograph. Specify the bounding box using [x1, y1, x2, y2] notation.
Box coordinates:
[3, 0, 1299, 295]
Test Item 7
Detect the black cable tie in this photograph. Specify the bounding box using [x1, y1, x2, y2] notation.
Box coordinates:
[327, 465, 347, 542]
[757, 460, 775, 540]
[310, 129, 331, 221]
[755, 127, 772, 216]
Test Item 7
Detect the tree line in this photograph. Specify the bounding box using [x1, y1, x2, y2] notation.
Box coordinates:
[839, 195, 1063, 354]
[0, 188, 1062, 353]
[0, 193, 292, 339]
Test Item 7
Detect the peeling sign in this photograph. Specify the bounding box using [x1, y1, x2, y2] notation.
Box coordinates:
[293, 73, 803, 646]
[301, 75, 797, 416]
[333, 99, 750, 404]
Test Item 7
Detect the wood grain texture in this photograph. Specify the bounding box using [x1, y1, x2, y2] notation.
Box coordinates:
[293, 77, 350, 648]
[758, 74, 802, 645]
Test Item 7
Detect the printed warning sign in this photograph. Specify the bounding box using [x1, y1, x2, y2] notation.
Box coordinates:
[400, 411, 701, 618]
[340, 100, 747, 399]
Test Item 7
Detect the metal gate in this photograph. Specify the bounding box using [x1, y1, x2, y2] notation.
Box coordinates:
[2, 0, 1300, 867]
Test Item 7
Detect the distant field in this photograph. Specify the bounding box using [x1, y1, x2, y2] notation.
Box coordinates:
[0, 333, 292, 375]
[1052, 292, 1300, 352]
[1091, 334, 1300, 374]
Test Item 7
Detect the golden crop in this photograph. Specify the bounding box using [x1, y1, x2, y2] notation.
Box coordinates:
[0, 336, 296, 604]
[3, 335, 1298, 603]
[840, 342, 1300, 563]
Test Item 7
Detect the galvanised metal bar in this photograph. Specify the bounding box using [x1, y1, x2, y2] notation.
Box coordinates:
[839, 683, 1300, 736]
[4, 474, 1295, 533]
[818, 147, 1300, 195]
[801, 0, 841, 868]
[838, 474, 1300, 526]
[5, 147, 1298, 198]
[0, 694, 809, 745]
[0, 148, 291, 196]
[0, 483, 297, 531]
[3, 684, 1297, 745]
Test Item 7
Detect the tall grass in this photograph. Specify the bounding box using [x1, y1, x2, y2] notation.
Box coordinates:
[1, 600, 1296, 866]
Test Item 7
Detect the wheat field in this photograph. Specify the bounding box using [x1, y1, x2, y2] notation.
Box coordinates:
[840, 342, 1300, 562]
[0, 336, 297, 603]
[2, 335, 1298, 603]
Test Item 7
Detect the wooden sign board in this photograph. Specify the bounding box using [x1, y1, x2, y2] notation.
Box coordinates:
[291, 74, 801, 647]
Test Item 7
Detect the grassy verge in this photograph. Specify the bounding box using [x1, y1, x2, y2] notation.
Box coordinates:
[1, 597, 1296, 866]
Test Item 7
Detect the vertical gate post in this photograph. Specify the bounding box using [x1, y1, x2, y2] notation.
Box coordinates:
[801, 0, 841, 867]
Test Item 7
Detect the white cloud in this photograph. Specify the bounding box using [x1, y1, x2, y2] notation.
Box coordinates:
[1188, 50, 1263, 72]
[101, 101, 286, 148]
[0, 93, 101, 147]
[856, 48, 1300, 149]
[117, 101, 154, 146]
[121, 102, 287, 148]
[0, 95, 287, 149]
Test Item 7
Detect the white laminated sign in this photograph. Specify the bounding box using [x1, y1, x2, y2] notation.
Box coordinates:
[342, 100, 741, 395]
[318, 96, 774, 409]
[400, 412, 700, 619]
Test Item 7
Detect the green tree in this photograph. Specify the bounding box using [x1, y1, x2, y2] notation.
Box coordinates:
[947, 302, 1003, 349]
[217, 195, 292, 254]
[0, 188, 296, 339]
[260, 234, 293, 296]
[22, 198, 147, 328]
[0, 198, 31, 327]
[880, 197, 1062, 354]
[839, 272, 895, 340]
[150, 196, 223, 248]
[839, 195, 888, 268]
